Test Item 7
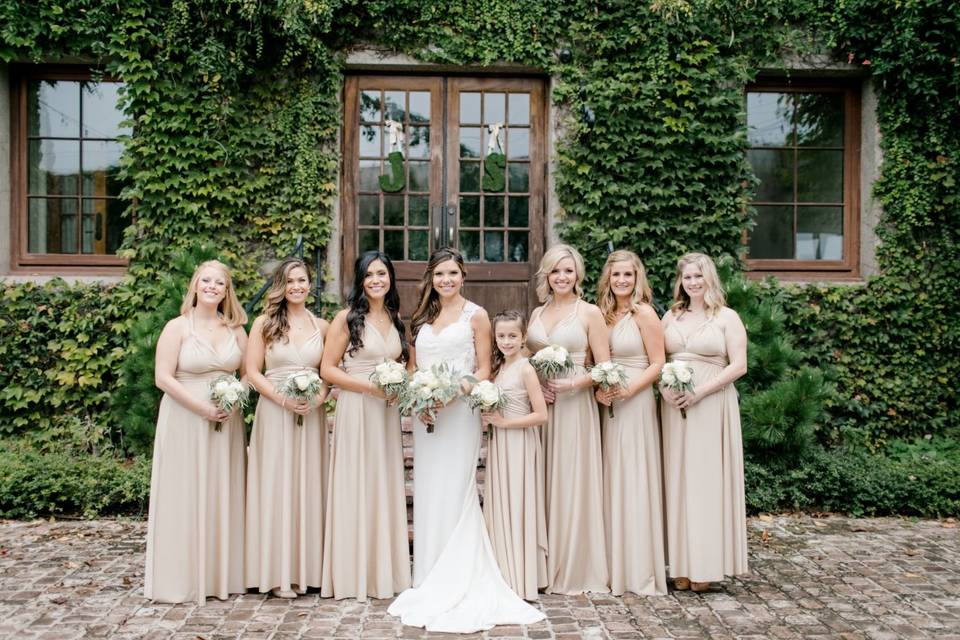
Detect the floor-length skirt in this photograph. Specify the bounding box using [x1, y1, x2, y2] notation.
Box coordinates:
[245, 397, 328, 592]
[602, 385, 667, 595]
[321, 390, 409, 599]
[145, 387, 246, 605]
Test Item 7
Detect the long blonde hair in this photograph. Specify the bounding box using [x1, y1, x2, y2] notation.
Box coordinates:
[180, 260, 247, 327]
[261, 258, 311, 346]
[597, 249, 652, 324]
[410, 248, 467, 340]
[535, 244, 585, 303]
[670, 252, 726, 316]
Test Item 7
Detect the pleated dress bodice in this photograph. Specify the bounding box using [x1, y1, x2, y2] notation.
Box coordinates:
[263, 325, 324, 383]
[343, 321, 403, 377]
[526, 304, 588, 374]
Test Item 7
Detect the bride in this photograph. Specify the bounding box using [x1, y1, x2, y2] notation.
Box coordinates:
[388, 248, 545, 633]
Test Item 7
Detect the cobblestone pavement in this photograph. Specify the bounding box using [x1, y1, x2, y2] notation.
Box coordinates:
[0, 515, 958, 639]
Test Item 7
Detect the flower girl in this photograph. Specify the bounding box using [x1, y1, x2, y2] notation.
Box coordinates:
[481, 310, 549, 600]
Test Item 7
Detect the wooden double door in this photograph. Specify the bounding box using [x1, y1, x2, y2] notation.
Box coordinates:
[342, 75, 547, 318]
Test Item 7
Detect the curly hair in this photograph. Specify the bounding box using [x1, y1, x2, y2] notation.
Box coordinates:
[261, 258, 311, 346]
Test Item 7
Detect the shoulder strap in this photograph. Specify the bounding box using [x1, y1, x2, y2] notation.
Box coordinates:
[460, 300, 479, 321]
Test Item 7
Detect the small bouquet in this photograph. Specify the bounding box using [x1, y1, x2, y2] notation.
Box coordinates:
[370, 360, 409, 400]
[660, 362, 695, 419]
[466, 380, 507, 427]
[277, 369, 323, 426]
[530, 345, 573, 379]
[208, 374, 249, 432]
[398, 363, 461, 433]
[590, 361, 628, 418]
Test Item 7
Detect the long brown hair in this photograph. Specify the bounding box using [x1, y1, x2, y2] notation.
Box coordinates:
[410, 248, 467, 340]
[670, 252, 726, 316]
[490, 309, 526, 377]
[597, 249, 653, 324]
[179, 260, 247, 327]
[261, 257, 312, 346]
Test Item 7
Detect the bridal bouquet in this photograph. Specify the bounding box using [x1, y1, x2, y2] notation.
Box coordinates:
[369, 360, 408, 399]
[398, 363, 461, 433]
[208, 374, 249, 432]
[590, 361, 628, 418]
[660, 362, 695, 419]
[277, 370, 323, 426]
[466, 380, 507, 427]
[530, 345, 573, 379]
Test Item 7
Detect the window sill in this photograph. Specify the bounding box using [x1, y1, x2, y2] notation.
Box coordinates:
[745, 270, 865, 285]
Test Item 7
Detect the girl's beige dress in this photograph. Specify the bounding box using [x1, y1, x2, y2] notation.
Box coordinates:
[245, 317, 328, 593]
[145, 312, 246, 606]
[661, 311, 749, 583]
[527, 301, 609, 594]
[321, 322, 410, 600]
[603, 313, 667, 595]
[482, 357, 548, 601]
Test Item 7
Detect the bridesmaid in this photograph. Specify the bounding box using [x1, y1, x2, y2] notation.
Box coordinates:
[145, 260, 248, 606]
[481, 310, 549, 601]
[245, 258, 329, 598]
[595, 250, 667, 596]
[320, 251, 411, 600]
[526, 244, 610, 594]
[660, 252, 749, 592]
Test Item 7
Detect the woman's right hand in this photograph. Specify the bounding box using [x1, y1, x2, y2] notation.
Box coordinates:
[290, 398, 312, 416]
[368, 383, 388, 400]
[595, 388, 612, 406]
[540, 383, 556, 404]
[203, 403, 229, 423]
[659, 386, 680, 408]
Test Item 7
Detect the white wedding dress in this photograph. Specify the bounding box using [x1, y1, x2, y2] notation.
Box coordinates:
[388, 301, 545, 633]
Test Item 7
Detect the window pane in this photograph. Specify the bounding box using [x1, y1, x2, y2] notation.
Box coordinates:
[507, 129, 530, 160]
[28, 80, 80, 137]
[383, 195, 404, 226]
[359, 160, 380, 191]
[460, 196, 480, 227]
[749, 205, 793, 259]
[81, 198, 124, 254]
[28, 198, 79, 254]
[29, 139, 80, 196]
[408, 229, 429, 261]
[508, 231, 528, 262]
[409, 196, 429, 226]
[359, 195, 379, 225]
[408, 91, 430, 123]
[408, 161, 429, 191]
[797, 150, 843, 203]
[508, 197, 529, 227]
[484, 93, 505, 124]
[358, 228, 379, 254]
[795, 93, 843, 147]
[82, 82, 129, 138]
[508, 93, 530, 126]
[485, 196, 505, 227]
[360, 125, 381, 157]
[459, 231, 480, 262]
[82, 141, 125, 197]
[384, 229, 403, 259]
[484, 231, 504, 262]
[360, 90, 381, 122]
[508, 163, 529, 192]
[747, 92, 792, 147]
[747, 149, 793, 202]
[460, 93, 481, 124]
[797, 206, 843, 260]
[460, 162, 480, 192]
[384, 91, 405, 122]
[460, 127, 481, 158]
[408, 126, 430, 159]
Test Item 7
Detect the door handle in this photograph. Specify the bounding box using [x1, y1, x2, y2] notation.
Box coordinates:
[447, 205, 456, 246]
[432, 204, 442, 249]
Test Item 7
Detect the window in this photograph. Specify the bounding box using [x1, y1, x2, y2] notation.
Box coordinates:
[11, 66, 130, 271]
[745, 80, 860, 278]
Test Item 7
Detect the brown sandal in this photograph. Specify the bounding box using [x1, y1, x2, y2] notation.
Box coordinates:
[673, 577, 690, 590]
[690, 581, 711, 592]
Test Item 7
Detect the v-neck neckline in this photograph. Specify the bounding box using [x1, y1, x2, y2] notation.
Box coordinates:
[287, 314, 322, 352]
[189, 312, 236, 360]
[671, 312, 711, 347]
[537, 300, 579, 337]
[429, 299, 469, 336]
[365, 317, 394, 344]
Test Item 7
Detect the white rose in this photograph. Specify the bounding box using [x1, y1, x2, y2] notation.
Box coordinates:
[294, 374, 312, 391]
[419, 387, 434, 400]
[662, 370, 677, 386]
[384, 370, 404, 384]
[224, 390, 239, 404]
[477, 382, 500, 405]
[590, 368, 604, 383]
[676, 367, 693, 384]
[214, 380, 230, 395]
[608, 371, 623, 385]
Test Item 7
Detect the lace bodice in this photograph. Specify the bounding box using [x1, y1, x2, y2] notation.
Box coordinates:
[414, 301, 479, 375]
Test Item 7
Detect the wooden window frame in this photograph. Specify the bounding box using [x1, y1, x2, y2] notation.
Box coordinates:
[9, 64, 129, 274]
[745, 79, 861, 281]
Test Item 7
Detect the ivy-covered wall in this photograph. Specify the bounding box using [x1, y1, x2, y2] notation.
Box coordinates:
[0, 0, 957, 458]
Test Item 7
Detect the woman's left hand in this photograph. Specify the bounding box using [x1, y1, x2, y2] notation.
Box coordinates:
[481, 411, 506, 427]
[546, 377, 578, 395]
[675, 390, 699, 409]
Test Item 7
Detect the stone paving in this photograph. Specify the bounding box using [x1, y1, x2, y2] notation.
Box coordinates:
[0, 515, 958, 639]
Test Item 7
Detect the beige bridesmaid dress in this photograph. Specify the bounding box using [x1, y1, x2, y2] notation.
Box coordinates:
[482, 357, 548, 601]
[527, 301, 609, 594]
[661, 311, 749, 583]
[603, 314, 667, 595]
[245, 317, 328, 593]
[321, 322, 410, 600]
[145, 312, 246, 606]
